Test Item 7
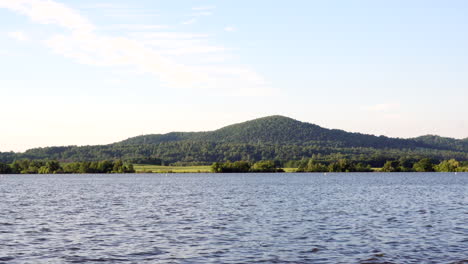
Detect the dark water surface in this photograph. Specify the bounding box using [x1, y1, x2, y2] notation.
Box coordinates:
[0, 173, 467, 264]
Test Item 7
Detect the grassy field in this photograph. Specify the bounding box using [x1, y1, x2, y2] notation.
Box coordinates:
[134, 164, 298, 173]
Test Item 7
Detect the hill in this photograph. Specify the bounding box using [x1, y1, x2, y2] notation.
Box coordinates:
[412, 135, 468, 152]
[1, 115, 467, 166]
[118, 115, 465, 150]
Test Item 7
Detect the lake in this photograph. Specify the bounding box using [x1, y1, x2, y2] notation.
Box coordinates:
[0, 173, 467, 263]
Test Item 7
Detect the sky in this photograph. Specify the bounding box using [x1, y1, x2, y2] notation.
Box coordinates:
[1, 0, 467, 152]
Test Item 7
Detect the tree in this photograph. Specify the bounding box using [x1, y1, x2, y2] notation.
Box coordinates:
[45, 160, 62, 173]
[328, 159, 356, 172]
[211, 162, 222, 173]
[328, 162, 341, 172]
[113, 160, 124, 173]
[211, 161, 252, 173]
[382, 161, 401, 172]
[398, 157, 415, 171]
[79, 162, 91, 173]
[297, 159, 328, 172]
[124, 164, 135, 173]
[434, 159, 460, 172]
[63, 163, 81, 173]
[355, 163, 372, 172]
[97, 160, 113, 173]
[251, 160, 283, 172]
[413, 158, 435, 172]
[0, 163, 11, 174]
[38, 166, 51, 174]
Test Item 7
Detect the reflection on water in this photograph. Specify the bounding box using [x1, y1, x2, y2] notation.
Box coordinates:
[0, 173, 467, 263]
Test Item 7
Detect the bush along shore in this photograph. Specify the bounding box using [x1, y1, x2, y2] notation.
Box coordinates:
[295, 158, 468, 172]
[0, 160, 135, 174]
[210, 158, 468, 173]
[211, 160, 285, 173]
[0, 158, 467, 174]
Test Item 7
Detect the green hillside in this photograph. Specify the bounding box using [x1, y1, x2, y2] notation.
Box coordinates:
[118, 115, 461, 150]
[1, 115, 467, 166]
[412, 135, 468, 152]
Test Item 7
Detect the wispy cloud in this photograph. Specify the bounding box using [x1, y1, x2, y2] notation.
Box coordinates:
[130, 32, 210, 39]
[182, 7, 214, 25]
[7, 31, 29, 41]
[128, 32, 227, 56]
[0, 0, 269, 96]
[0, 0, 95, 32]
[80, 2, 159, 19]
[107, 24, 169, 31]
[80, 3, 129, 9]
[103, 11, 159, 19]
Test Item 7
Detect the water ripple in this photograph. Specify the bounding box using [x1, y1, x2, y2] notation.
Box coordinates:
[0, 173, 467, 263]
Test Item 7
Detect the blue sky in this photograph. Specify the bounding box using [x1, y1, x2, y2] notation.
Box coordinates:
[1, 0, 467, 152]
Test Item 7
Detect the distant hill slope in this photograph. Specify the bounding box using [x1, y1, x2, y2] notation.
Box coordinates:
[118, 115, 462, 150]
[118, 132, 203, 145]
[1, 115, 467, 165]
[412, 135, 468, 152]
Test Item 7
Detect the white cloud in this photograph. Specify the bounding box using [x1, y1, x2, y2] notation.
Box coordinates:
[7, 31, 29, 41]
[103, 11, 159, 19]
[224, 26, 237, 32]
[163, 46, 227, 56]
[130, 32, 210, 39]
[80, 3, 159, 19]
[1, 0, 270, 96]
[110, 24, 169, 30]
[0, 0, 94, 32]
[182, 7, 214, 25]
[129, 32, 226, 56]
[81, 3, 129, 9]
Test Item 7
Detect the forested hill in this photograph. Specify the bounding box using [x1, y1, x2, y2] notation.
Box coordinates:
[412, 135, 468, 152]
[117, 115, 466, 151]
[1, 115, 467, 165]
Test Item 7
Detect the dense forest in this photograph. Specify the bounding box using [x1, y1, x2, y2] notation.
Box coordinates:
[0, 116, 467, 167]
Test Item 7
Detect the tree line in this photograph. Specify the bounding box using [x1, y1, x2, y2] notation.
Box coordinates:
[295, 158, 468, 173]
[211, 160, 284, 173]
[2, 141, 466, 167]
[381, 158, 468, 172]
[1, 158, 466, 174]
[296, 159, 372, 172]
[0, 160, 135, 174]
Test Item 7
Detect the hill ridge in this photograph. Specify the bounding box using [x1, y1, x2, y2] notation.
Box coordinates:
[1, 115, 466, 165]
[117, 115, 452, 150]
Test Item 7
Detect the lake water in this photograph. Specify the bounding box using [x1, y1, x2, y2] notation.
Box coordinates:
[0, 173, 467, 264]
